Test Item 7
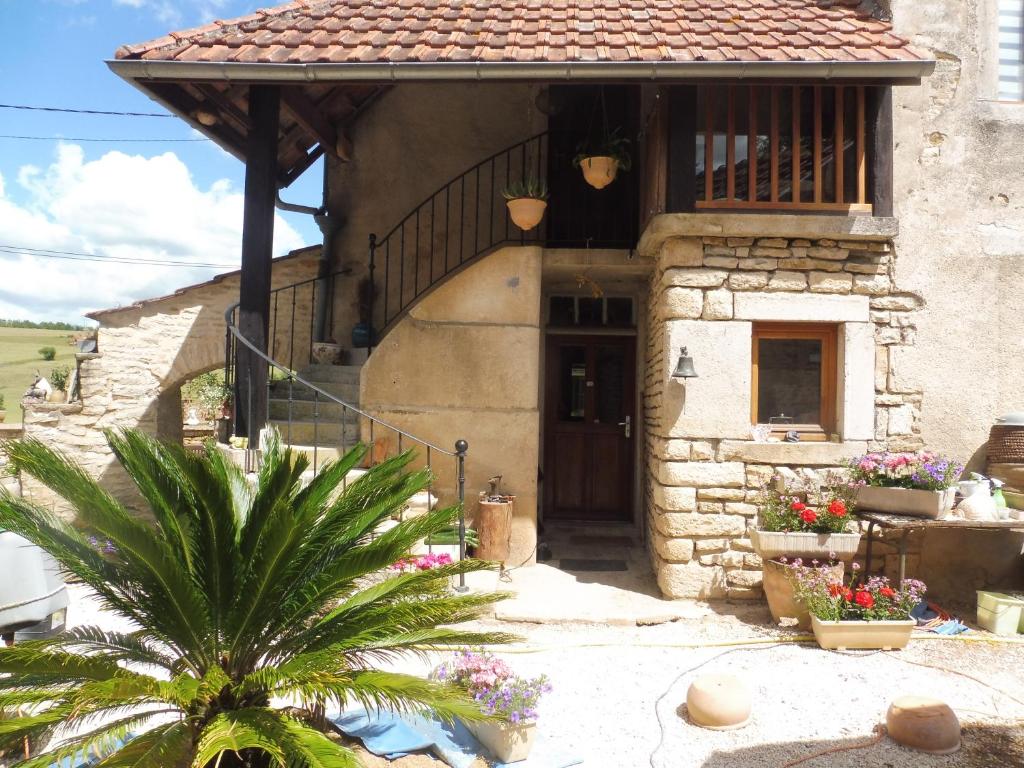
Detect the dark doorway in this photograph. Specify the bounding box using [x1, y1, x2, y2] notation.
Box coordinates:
[545, 85, 640, 249]
[543, 334, 636, 522]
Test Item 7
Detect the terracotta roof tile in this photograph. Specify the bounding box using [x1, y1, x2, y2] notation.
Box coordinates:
[116, 0, 926, 66]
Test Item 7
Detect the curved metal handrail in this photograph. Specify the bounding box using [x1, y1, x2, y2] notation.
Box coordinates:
[225, 301, 454, 457]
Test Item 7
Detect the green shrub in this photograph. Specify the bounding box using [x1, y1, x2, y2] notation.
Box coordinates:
[38, 346, 56, 361]
[49, 365, 70, 392]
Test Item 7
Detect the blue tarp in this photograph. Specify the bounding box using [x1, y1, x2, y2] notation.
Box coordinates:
[331, 709, 582, 768]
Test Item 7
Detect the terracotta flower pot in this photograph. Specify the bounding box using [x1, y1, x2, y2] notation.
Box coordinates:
[686, 674, 752, 730]
[0, 410, 6, 423]
[749, 529, 861, 561]
[506, 198, 547, 231]
[886, 696, 961, 754]
[762, 559, 845, 630]
[810, 615, 915, 650]
[579, 156, 619, 189]
[466, 719, 536, 763]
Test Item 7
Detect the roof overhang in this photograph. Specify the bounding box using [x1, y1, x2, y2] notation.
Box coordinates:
[108, 57, 935, 185]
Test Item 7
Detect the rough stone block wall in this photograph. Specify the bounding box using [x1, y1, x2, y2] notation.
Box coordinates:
[644, 232, 925, 599]
[20, 249, 319, 516]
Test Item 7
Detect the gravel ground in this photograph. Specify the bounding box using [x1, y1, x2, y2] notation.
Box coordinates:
[58, 586, 1024, 768]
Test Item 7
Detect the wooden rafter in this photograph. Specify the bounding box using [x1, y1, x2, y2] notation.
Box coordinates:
[280, 89, 352, 161]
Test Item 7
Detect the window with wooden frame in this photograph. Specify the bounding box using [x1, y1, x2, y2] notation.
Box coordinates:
[696, 84, 870, 213]
[751, 323, 838, 441]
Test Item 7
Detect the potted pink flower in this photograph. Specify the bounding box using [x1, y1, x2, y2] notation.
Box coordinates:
[850, 451, 963, 518]
[792, 563, 925, 650]
[432, 649, 551, 763]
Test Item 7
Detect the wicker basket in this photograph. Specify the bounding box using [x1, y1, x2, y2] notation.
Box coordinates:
[986, 425, 1024, 464]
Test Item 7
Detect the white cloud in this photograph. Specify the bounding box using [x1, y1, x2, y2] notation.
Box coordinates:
[0, 144, 305, 324]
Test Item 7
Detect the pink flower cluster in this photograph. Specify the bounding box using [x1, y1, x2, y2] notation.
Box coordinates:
[388, 552, 454, 572]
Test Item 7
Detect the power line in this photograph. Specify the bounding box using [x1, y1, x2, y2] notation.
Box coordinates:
[0, 245, 236, 269]
[0, 134, 208, 143]
[0, 103, 173, 118]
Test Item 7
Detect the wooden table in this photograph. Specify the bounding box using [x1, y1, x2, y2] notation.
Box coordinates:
[858, 511, 1024, 582]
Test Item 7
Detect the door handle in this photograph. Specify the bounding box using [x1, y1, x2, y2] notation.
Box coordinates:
[618, 415, 631, 438]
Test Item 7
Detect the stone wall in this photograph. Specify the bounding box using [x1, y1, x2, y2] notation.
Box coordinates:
[360, 246, 543, 566]
[20, 248, 319, 515]
[642, 223, 924, 599]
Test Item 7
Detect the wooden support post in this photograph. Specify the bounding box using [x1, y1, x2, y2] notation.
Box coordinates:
[667, 85, 697, 212]
[868, 86, 894, 217]
[235, 84, 280, 440]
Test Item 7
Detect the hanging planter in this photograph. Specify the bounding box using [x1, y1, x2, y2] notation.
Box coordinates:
[574, 125, 632, 190]
[503, 178, 549, 231]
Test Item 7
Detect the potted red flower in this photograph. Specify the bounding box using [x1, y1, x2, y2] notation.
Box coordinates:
[749, 472, 862, 561]
[793, 563, 924, 650]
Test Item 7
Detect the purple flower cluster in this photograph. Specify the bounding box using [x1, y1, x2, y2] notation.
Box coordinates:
[87, 536, 117, 555]
[850, 451, 963, 491]
[432, 649, 550, 725]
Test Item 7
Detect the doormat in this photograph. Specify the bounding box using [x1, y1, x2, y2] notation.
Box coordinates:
[568, 535, 635, 548]
[559, 558, 628, 572]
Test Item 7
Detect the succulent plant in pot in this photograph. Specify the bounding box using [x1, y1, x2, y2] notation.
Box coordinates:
[503, 177, 549, 231]
[573, 126, 632, 189]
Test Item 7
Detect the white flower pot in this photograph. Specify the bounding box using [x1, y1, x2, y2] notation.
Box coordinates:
[811, 615, 915, 650]
[465, 719, 537, 763]
[749, 529, 861, 561]
[856, 486, 956, 519]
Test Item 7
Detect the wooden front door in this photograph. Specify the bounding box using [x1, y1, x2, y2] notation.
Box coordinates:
[543, 335, 636, 522]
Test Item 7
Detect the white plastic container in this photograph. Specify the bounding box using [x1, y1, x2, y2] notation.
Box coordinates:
[976, 591, 1024, 636]
[0, 532, 69, 634]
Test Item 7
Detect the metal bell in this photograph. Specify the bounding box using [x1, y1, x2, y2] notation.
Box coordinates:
[672, 347, 698, 379]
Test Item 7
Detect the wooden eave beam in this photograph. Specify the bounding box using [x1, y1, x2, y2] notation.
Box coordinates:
[280, 88, 351, 161]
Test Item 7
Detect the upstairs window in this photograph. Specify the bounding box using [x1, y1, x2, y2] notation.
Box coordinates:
[751, 323, 838, 441]
[999, 0, 1024, 101]
[695, 85, 870, 214]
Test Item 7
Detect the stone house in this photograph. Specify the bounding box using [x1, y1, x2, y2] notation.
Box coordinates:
[24, 0, 1024, 603]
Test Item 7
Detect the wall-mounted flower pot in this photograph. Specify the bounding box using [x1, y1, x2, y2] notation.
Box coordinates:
[350, 322, 376, 349]
[506, 198, 547, 231]
[762, 559, 845, 630]
[311, 341, 345, 365]
[465, 719, 536, 763]
[749, 529, 861, 561]
[810, 616, 915, 650]
[579, 156, 618, 189]
[0, 410, 6, 423]
[856, 486, 956, 519]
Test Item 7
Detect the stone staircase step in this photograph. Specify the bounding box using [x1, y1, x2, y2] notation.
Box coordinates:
[268, 399, 362, 421]
[270, 419, 360, 446]
[268, 380, 360, 404]
[299, 364, 363, 385]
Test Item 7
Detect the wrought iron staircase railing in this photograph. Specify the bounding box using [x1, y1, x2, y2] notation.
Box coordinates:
[368, 131, 550, 342]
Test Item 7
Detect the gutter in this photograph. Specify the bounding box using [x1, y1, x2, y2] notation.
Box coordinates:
[107, 58, 936, 84]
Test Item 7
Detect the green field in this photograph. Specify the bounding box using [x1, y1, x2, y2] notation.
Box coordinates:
[0, 328, 83, 424]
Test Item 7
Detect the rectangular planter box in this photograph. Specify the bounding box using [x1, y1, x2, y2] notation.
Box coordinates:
[811, 616, 915, 650]
[465, 719, 536, 763]
[856, 486, 956, 519]
[749, 529, 861, 562]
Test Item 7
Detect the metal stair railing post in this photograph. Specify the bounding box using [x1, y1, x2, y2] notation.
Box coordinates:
[368, 232, 376, 354]
[455, 439, 468, 592]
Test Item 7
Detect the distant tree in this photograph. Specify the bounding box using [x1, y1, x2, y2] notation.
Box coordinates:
[37, 346, 56, 361]
[0, 319, 90, 331]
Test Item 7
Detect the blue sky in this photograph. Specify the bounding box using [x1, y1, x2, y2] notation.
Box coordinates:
[0, 0, 322, 323]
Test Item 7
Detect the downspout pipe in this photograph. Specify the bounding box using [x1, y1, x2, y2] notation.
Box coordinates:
[275, 160, 334, 344]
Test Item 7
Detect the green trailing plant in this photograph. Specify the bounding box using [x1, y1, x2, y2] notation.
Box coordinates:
[37, 346, 56, 362]
[0, 393, 5, 410]
[425, 525, 480, 549]
[0, 429, 515, 767]
[183, 372, 232, 418]
[573, 126, 632, 171]
[502, 178, 549, 201]
[48, 365, 70, 392]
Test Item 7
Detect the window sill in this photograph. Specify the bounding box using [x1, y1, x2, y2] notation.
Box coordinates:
[718, 439, 868, 466]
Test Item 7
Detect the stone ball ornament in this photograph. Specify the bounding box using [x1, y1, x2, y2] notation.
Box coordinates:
[685, 674, 752, 730]
[886, 696, 961, 755]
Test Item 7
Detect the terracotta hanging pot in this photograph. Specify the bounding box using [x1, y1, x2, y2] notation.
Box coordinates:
[506, 198, 548, 231]
[579, 156, 619, 189]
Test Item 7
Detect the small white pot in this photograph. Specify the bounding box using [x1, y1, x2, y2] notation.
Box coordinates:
[465, 719, 537, 763]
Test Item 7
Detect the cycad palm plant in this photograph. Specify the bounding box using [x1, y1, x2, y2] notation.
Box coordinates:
[0, 430, 512, 767]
